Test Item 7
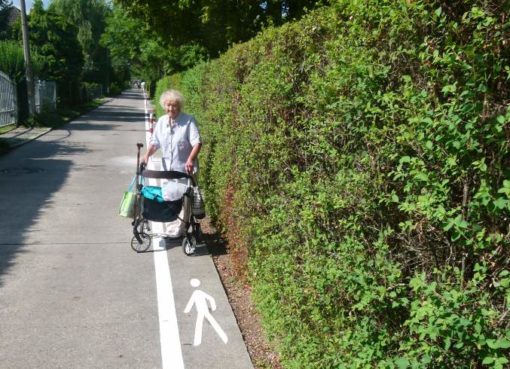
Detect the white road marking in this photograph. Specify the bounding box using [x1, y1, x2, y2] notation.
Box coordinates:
[143, 93, 185, 369]
[152, 229, 184, 369]
[184, 278, 228, 346]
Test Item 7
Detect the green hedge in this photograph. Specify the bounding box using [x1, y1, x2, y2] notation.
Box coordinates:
[155, 1, 510, 367]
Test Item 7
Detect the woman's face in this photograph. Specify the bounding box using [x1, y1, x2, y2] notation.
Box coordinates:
[164, 99, 180, 119]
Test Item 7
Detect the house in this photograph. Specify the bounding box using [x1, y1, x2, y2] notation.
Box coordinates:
[5, 6, 21, 26]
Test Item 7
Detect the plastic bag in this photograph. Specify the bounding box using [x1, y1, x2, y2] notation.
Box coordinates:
[162, 181, 188, 201]
[119, 177, 137, 218]
[191, 187, 206, 219]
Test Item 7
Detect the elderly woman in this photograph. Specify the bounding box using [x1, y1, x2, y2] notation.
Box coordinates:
[142, 89, 202, 237]
[143, 89, 201, 173]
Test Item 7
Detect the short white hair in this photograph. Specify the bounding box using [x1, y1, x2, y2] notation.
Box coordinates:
[159, 89, 184, 109]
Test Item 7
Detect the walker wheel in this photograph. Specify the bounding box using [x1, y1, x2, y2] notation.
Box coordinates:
[182, 235, 196, 256]
[131, 218, 151, 253]
[131, 234, 151, 253]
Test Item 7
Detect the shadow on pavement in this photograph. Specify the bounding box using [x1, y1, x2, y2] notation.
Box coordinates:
[203, 230, 228, 257]
[0, 89, 149, 287]
[134, 222, 226, 258]
[81, 109, 145, 124]
[0, 138, 88, 287]
[117, 90, 145, 100]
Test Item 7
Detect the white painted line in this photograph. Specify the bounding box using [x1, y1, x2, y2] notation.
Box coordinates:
[152, 228, 185, 369]
[144, 94, 185, 369]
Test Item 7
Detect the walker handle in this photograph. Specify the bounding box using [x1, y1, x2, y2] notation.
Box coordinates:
[135, 143, 144, 176]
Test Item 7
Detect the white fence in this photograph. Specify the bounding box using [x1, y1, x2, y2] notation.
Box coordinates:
[1, 74, 57, 124]
[0, 71, 17, 127]
[35, 80, 57, 113]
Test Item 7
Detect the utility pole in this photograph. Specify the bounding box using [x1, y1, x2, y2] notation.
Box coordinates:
[19, 0, 36, 117]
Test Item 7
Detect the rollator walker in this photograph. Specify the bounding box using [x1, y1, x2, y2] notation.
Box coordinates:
[131, 143, 205, 255]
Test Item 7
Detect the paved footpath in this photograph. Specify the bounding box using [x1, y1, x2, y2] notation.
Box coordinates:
[0, 90, 254, 369]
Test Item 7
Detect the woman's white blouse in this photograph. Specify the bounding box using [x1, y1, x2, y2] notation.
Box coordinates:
[149, 113, 201, 173]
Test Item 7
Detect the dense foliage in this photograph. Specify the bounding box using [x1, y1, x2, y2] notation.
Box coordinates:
[0, 40, 43, 82]
[28, 0, 84, 105]
[48, 0, 111, 88]
[156, 0, 510, 367]
[100, 5, 208, 93]
[0, 0, 12, 39]
[113, 0, 325, 57]
[1, 0, 122, 109]
[99, 5, 137, 87]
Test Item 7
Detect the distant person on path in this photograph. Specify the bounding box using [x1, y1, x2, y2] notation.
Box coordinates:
[142, 89, 202, 237]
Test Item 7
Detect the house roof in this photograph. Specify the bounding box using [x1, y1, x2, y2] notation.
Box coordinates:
[5, 6, 21, 25]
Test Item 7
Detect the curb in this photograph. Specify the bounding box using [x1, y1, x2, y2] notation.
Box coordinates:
[0, 127, 53, 150]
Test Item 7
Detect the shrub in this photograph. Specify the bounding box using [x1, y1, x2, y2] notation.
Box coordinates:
[156, 1, 510, 367]
[107, 82, 124, 97]
[0, 40, 44, 82]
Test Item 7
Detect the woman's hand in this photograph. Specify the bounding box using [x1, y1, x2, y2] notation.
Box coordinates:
[142, 144, 158, 166]
[185, 160, 194, 174]
[141, 154, 149, 165]
[185, 143, 201, 174]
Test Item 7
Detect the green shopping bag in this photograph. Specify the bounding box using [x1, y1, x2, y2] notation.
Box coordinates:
[119, 177, 137, 218]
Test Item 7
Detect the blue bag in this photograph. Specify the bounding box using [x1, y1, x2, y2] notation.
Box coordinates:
[141, 186, 165, 203]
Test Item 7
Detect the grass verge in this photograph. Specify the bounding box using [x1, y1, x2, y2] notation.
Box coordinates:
[0, 98, 106, 155]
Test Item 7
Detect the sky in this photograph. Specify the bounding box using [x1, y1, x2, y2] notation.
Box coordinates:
[11, 0, 52, 12]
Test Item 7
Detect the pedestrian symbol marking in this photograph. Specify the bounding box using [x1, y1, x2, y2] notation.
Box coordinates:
[184, 278, 229, 346]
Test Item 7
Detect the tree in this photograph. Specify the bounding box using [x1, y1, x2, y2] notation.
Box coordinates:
[0, 1, 14, 40]
[101, 5, 207, 90]
[113, 0, 325, 56]
[48, 0, 112, 87]
[29, 0, 84, 105]
[99, 5, 136, 85]
[0, 40, 43, 82]
[100, 5, 161, 86]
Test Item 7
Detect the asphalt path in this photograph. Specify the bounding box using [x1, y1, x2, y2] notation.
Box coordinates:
[0, 90, 253, 369]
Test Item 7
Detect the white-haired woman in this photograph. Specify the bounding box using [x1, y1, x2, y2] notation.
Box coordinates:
[142, 89, 202, 237]
[143, 89, 201, 173]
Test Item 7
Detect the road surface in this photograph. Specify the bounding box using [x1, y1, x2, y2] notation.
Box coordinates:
[0, 89, 254, 369]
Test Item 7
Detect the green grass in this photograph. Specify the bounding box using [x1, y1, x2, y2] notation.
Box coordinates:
[0, 124, 16, 134]
[0, 98, 107, 155]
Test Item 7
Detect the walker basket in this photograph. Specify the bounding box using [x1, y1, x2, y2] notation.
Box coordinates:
[142, 197, 183, 222]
